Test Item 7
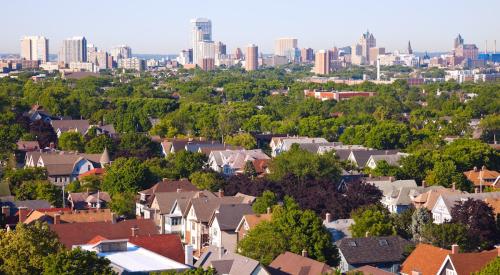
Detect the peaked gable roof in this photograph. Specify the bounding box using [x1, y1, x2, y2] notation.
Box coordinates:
[268, 251, 332, 275]
[438, 249, 498, 275]
[185, 196, 246, 223]
[209, 203, 254, 231]
[401, 244, 451, 275]
[195, 245, 264, 275]
[129, 234, 185, 264]
[338, 236, 411, 265]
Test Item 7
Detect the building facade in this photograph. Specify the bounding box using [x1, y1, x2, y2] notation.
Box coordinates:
[20, 36, 49, 63]
[60, 37, 87, 64]
[245, 44, 258, 71]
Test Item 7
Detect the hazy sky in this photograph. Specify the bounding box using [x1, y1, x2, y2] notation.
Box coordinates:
[2, 0, 499, 54]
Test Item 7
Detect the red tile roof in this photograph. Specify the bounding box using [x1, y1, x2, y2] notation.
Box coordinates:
[268, 252, 332, 275]
[49, 219, 158, 248]
[129, 234, 185, 263]
[401, 244, 451, 275]
[78, 168, 105, 179]
[446, 249, 498, 275]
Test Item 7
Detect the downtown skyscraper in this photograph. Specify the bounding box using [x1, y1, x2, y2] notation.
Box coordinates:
[59, 36, 87, 64]
[20, 36, 49, 63]
[191, 18, 214, 66]
[245, 44, 258, 71]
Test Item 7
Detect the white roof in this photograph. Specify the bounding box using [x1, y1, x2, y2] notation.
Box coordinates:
[78, 242, 188, 272]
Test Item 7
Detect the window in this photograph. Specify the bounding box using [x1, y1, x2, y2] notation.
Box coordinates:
[348, 241, 357, 247]
[191, 236, 196, 245]
[378, 239, 388, 246]
[446, 268, 456, 275]
[213, 228, 218, 236]
[191, 222, 195, 231]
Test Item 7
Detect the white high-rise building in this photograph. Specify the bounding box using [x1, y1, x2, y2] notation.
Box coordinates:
[110, 45, 132, 61]
[275, 38, 298, 58]
[59, 37, 87, 64]
[20, 36, 49, 63]
[191, 18, 213, 66]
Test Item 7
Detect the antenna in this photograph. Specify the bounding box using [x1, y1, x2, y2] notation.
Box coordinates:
[485, 40, 488, 54]
[495, 40, 497, 54]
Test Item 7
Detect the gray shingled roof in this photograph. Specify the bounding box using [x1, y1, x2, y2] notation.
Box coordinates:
[351, 149, 400, 167]
[188, 196, 246, 223]
[338, 236, 411, 265]
[195, 246, 262, 274]
[211, 204, 254, 231]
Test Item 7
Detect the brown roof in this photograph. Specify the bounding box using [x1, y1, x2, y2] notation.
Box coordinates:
[186, 196, 246, 223]
[153, 191, 215, 214]
[16, 140, 40, 151]
[446, 249, 498, 275]
[464, 167, 500, 187]
[139, 178, 198, 207]
[413, 188, 464, 211]
[484, 198, 500, 215]
[129, 234, 185, 264]
[51, 120, 91, 135]
[240, 213, 272, 231]
[24, 209, 114, 224]
[354, 265, 395, 275]
[49, 219, 158, 248]
[268, 251, 332, 275]
[401, 244, 451, 275]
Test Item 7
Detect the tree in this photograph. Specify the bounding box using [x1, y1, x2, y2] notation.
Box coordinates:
[252, 190, 278, 214]
[15, 180, 63, 207]
[474, 257, 500, 275]
[0, 222, 63, 274]
[421, 223, 467, 250]
[392, 207, 415, 240]
[85, 135, 116, 155]
[29, 120, 57, 149]
[116, 132, 160, 159]
[156, 267, 217, 275]
[370, 160, 401, 177]
[164, 151, 206, 179]
[442, 139, 500, 171]
[109, 192, 136, 217]
[101, 157, 156, 195]
[350, 204, 396, 237]
[243, 160, 257, 177]
[189, 171, 223, 191]
[43, 248, 115, 275]
[268, 144, 341, 182]
[58, 132, 85, 152]
[3, 167, 47, 192]
[425, 160, 472, 191]
[239, 197, 339, 266]
[225, 133, 257, 149]
[411, 208, 432, 242]
[365, 121, 412, 150]
[450, 199, 499, 251]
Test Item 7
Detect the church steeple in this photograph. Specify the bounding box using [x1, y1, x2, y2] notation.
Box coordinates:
[408, 41, 413, 54]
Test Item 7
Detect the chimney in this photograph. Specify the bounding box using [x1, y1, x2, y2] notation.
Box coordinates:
[475, 187, 479, 194]
[451, 244, 459, 254]
[266, 207, 271, 214]
[365, 231, 370, 237]
[325, 212, 332, 223]
[49, 142, 55, 150]
[452, 182, 456, 190]
[421, 180, 426, 188]
[160, 214, 166, 234]
[473, 166, 478, 172]
[389, 176, 395, 182]
[111, 212, 117, 224]
[368, 174, 372, 179]
[18, 207, 29, 223]
[1, 206, 10, 217]
[177, 188, 182, 193]
[496, 245, 500, 257]
[53, 213, 61, 224]
[185, 245, 194, 266]
[131, 227, 139, 237]
[302, 249, 308, 257]
[481, 165, 486, 171]
[218, 189, 224, 198]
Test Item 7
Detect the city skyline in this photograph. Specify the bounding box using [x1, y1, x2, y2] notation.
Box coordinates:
[2, 0, 499, 55]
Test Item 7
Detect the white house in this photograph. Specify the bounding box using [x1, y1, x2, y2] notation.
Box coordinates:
[431, 192, 500, 224]
[208, 149, 270, 176]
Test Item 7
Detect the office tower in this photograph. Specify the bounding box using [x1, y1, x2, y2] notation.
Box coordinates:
[330, 47, 339, 61]
[177, 49, 191, 65]
[215, 41, 226, 56]
[201, 58, 215, 71]
[456, 44, 479, 60]
[197, 41, 215, 66]
[234, 48, 243, 60]
[275, 38, 298, 57]
[20, 36, 49, 63]
[88, 50, 109, 70]
[245, 44, 258, 71]
[314, 50, 330, 75]
[191, 18, 213, 66]
[369, 47, 385, 65]
[301, 48, 314, 63]
[110, 45, 132, 61]
[359, 31, 376, 63]
[59, 36, 87, 64]
[118, 57, 145, 71]
[454, 34, 464, 49]
[408, 41, 413, 54]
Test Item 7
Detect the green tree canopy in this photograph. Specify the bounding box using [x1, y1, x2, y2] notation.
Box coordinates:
[43, 248, 115, 275]
[350, 204, 396, 237]
[101, 157, 156, 195]
[189, 171, 224, 191]
[85, 134, 117, 155]
[225, 133, 257, 149]
[58, 132, 85, 152]
[252, 190, 278, 214]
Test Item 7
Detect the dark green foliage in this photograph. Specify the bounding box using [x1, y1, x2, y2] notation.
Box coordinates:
[43, 248, 115, 275]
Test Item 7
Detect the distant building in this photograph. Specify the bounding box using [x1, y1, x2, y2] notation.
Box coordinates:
[20, 36, 49, 63]
[301, 48, 314, 63]
[369, 47, 385, 65]
[314, 50, 330, 75]
[110, 45, 132, 61]
[200, 57, 215, 71]
[455, 44, 479, 60]
[454, 34, 464, 49]
[118, 57, 145, 71]
[360, 30, 376, 63]
[191, 18, 213, 66]
[275, 37, 298, 60]
[245, 44, 258, 71]
[407, 41, 413, 54]
[59, 36, 87, 64]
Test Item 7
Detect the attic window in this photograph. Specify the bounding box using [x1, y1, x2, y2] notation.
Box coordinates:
[348, 241, 357, 247]
[378, 239, 388, 246]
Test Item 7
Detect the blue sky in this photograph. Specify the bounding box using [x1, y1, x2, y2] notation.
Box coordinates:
[2, 0, 499, 54]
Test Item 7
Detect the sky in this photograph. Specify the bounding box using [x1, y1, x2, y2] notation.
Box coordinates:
[2, 0, 499, 55]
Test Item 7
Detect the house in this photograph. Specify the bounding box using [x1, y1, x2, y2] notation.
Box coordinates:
[67, 191, 111, 209]
[136, 178, 198, 217]
[323, 213, 354, 242]
[24, 149, 111, 186]
[303, 89, 375, 101]
[0, 198, 52, 227]
[16, 140, 40, 152]
[23, 208, 115, 224]
[412, 186, 464, 211]
[269, 137, 329, 157]
[347, 149, 401, 168]
[23, 104, 60, 123]
[195, 245, 269, 275]
[50, 119, 115, 137]
[208, 149, 271, 176]
[183, 195, 247, 255]
[160, 138, 221, 156]
[235, 213, 272, 243]
[400, 243, 451, 275]
[365, 153, 408, 170]
[431, 192, 500, 224]
[463, 166, 500, 190]
[268, 251, 333, 275]
[148, 190, 215, 233]
[369, 179, 418, 213]
[353, 265, 394, 275]
[49, 219, 159, 248]
[76, 236, 189, 274]
[77, 167, 105, 179]
[208, 203, 254, 252]
[436, 245, 498, 275]
[337, 236, 411, 273]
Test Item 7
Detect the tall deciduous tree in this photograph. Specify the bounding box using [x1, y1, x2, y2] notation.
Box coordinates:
[43, 248, 115, 275]
[101, 157, 156, 195]
[252, 190, 278, 214]
[58, 132, 85, 152]
[411, 208, 431, 242]
[350, 204, 396, 237]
